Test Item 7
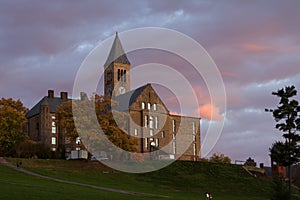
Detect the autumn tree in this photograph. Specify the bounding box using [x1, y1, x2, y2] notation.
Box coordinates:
[266, 85, 300, 200]
[0, 98, 28, 156]
[209, 152, 231, 164]
[56, 94, 138, 159]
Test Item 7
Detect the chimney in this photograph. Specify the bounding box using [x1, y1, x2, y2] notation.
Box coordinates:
[48, 90, 54, 99]
[60, 91, 68, 100]
[260, 163, 264, 169]
[80, 92, 87, 100]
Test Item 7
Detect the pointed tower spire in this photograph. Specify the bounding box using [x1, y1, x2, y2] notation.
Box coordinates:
[104, 32, 130, 68]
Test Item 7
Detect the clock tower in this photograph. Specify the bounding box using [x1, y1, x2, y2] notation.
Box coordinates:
[104, 32, 130, 97]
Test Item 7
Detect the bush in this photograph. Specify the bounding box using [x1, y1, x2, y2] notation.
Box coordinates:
[270, 176, 290, 200]
[15, 140, 51, 159]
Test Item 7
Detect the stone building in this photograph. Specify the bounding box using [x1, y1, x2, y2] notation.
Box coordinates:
[26, 33, 201, 161]
[105, 33, 201, 160]
[26, 90, 69, 152]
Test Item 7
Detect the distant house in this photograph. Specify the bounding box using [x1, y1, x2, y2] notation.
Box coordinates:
[26, 33, 201, 161]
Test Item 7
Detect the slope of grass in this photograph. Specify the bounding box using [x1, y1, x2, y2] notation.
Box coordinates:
[0, 164, 162, 200]
[4, 158, 274, 200]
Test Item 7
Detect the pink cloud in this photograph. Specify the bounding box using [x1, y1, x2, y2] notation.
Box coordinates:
[198, 103, 223, 121]
[241, 43, 273, 52]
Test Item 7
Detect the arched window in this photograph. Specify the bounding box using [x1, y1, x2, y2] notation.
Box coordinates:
[153, 103, 157, 111]
[118, 69, 121, 81]
[134, 128, 138, 136]
[121, 70, 124, 81]
[142, 102, 145, 109]
[148, 103, 151, 110]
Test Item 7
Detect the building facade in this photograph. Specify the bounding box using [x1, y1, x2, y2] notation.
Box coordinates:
[105, 33, 201, 160]
[26, 90, 69, 152]
[26, 33, 201, 161]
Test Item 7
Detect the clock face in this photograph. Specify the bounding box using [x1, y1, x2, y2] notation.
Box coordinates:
[118, 86, 126, 94]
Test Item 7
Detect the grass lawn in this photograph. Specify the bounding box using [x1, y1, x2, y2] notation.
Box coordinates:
[2, 158, 276, 200]
[0, 164, 163, 200]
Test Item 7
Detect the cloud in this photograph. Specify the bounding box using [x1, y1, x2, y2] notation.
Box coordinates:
[1, 0, 300, 166]
[241, 43, 273, 52]
[199, 103, 223, 121]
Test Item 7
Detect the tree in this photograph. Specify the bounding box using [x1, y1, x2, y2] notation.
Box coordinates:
[270, 176, 290, 200]
[244, 157, 256, 167]
[266, 85, 300, 200]
[56, 94, 138, 159]
[0, 98, 28, 156]
[209, 152, 231, 164]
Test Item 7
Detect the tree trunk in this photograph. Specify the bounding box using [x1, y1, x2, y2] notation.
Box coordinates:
[288, 164, 292, 200]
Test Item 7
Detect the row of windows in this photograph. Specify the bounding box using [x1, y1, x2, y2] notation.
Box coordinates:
[144, 115, 159, 129]
[141, 102, 157, 110]
[141, 121, 198, 156]
[117, 69, 126, 82]
[145, 138, 159, 148]
[143, 137, 179, 155]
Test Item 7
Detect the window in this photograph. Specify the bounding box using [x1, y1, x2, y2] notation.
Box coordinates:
[149, 116, 154, 129]
[52, 115, 56, 134]
[193, 143, 196, 156]
[155, 116, 158, 129]
[161, 131, 165, 138]
[76, 137, 81, 145]
[192, 122, 196, 134]
[118, 69, 121, 81]
[150, 129, 154, 136]
[153, 103, 157, 111]
[52, 127, 56, 134]
[173, 141, 176, 154]
[142, 102, 145, 109]
[145, 138, 148, 148]
[124, 70, 126, 82]
[172, 120, 176, 132]
[156, 138, 159, 147]
[148, 103, 151, 110]
[134, 128, 138, 136]
[192, 122, 196, 141]
[51, 137, 56, 145]
[144, 115, 148, 128]
[173, 134, 176, 140]
[121, 69, 124, 81]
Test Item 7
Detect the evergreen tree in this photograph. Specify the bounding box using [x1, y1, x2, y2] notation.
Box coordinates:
[266, 85, 300, 200]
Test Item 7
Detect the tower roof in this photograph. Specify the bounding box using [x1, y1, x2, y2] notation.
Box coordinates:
[104, 32, 130, 68]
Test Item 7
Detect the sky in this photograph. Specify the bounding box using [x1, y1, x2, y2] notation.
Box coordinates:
[1, 0, 300, 166]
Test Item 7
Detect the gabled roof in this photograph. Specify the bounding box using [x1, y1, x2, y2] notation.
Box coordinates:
[113, 84, 147, 111]
[26, 96, 70, 118]
[104, 32, 130, 68]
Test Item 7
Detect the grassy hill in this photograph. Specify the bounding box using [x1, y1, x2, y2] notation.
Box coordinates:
[2, 158, 274, 200]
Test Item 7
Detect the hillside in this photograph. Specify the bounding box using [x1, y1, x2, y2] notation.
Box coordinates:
[3, 158, 273, 200]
